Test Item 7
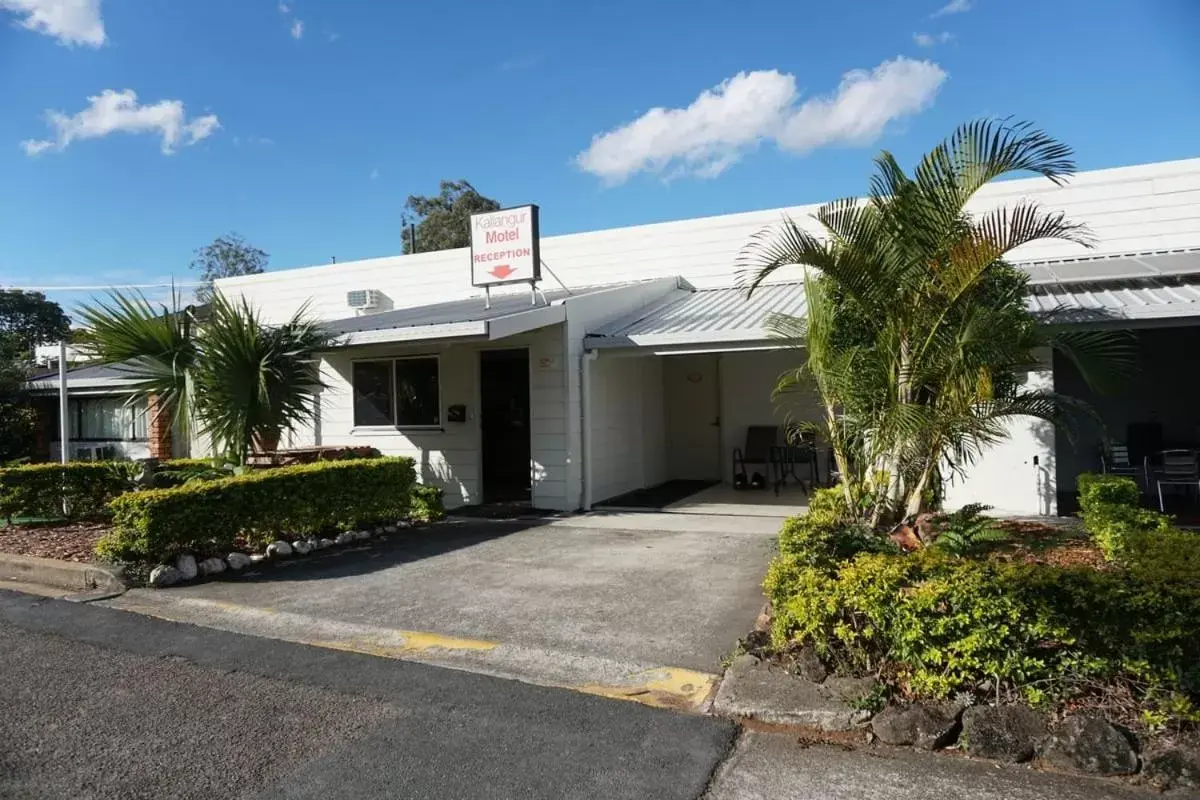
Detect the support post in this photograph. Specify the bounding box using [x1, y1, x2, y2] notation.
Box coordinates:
[58, 341, 68, 465]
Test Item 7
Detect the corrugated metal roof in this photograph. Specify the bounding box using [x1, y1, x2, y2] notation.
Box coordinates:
[324, 286, 578, 335]
[1020, 249, 1200, 286]
[1026, 277, 1200, 321]
[28, 361, 141, 392]
[587, 283, 806, 349]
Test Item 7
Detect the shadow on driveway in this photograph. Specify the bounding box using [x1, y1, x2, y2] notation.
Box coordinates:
[222, 517, 549, 586]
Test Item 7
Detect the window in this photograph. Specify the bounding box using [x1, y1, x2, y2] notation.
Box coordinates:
[67, 397, 147, 440]
[352, 356, 440, 428]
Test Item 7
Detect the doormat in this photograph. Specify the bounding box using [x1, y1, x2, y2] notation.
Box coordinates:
[594, 480, 719, 510]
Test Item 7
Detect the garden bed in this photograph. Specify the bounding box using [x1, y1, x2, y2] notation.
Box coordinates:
[743, 480, 1200, 790]
[0, 520, 110, 563]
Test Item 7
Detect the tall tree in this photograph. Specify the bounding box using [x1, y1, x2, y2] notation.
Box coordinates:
[190, 234, 268, 303]
[0, 290, 72, 359]
[0, 291, 69, 462]
[740, 119, 1132, 526]
[401, 180, 500, 254]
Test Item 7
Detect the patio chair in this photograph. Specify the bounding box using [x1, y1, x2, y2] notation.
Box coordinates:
[1100, 442, 1141, 486]
[732, 426, 779, 491]
[1148, 449, 1200, 512]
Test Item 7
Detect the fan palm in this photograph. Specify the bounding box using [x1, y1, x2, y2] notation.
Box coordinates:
[77, 291, 334, 465]
[740, 118, 1133, 525]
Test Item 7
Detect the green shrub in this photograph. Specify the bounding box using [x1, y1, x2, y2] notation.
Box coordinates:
[410, 484, 445, 522]
[930, 504, 1009, 557]
[1076, 472, 1172, 560]
[766, 500, 1200, 718]
[0, 462, 131, 521]
[96, 457, 416, 563]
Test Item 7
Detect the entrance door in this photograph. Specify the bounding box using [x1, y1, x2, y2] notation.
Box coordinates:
[663, 354, 721, 481]
[480, 349, 532, 502]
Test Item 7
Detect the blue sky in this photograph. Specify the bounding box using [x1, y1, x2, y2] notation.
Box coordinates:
[1, 0, 1197, 312]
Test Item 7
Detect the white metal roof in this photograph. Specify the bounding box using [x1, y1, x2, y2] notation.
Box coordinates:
[586, 282, 806, 351]
[1021, 248, 1200, 286]
[1027, 277, 1200, 322]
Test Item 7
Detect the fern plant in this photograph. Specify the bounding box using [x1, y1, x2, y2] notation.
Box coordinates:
[932, 504, 1009, 557]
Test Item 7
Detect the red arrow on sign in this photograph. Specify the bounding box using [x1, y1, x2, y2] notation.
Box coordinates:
[490, 265, 515, 279]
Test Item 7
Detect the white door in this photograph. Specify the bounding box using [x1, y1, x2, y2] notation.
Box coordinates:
[663, 354, 721, 480]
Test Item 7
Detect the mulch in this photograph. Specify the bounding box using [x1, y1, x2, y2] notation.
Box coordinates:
[991, 519, 1109, 570]
[0, 520, 111, 563]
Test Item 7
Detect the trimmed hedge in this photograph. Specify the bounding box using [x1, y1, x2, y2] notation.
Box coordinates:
[1077, 472, 1173, 560]
[96, 457, 417, 563]
[0, 462, 132, 521]
[410, 484, 445, 522]
[765, 493, 1200, 720]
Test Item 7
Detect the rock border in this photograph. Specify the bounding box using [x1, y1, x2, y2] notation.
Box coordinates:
[712, 652, 1199, 792]
[148, 519, 419, 589]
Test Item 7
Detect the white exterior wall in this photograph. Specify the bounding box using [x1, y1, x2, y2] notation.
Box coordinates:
[943, 354, 1057, 517]
[219, 159, 1200, 327]
[588, 355, 666, 504]
[313, 324, 569, 510]
[718, 350, 825, 481]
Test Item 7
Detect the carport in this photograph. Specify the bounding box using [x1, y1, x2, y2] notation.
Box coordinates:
[581, 282, 820, 514]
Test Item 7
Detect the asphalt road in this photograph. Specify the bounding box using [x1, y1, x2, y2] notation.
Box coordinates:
[0, 589, 736, 800]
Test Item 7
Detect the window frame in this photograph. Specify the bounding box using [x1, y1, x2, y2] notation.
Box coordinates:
[351, 354, 443, 431]
[66, 396, 149, 442]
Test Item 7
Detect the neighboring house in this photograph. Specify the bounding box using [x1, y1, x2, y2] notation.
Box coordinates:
[26, 362, 182, 462]
[214, 158, 1200, 516]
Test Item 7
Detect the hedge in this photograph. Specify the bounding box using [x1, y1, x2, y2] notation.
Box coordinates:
[764, 490, 1200, 721]
[96, 457, 417, 563]
[410, 484, 445, 522]
[1077, 472, 1174, 560]
[0, 462, 133, 522]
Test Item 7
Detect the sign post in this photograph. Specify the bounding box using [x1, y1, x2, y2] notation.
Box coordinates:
[469, 205, 541, 305]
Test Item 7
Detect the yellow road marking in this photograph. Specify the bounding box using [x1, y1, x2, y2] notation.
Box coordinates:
[306, 630, 498, 657]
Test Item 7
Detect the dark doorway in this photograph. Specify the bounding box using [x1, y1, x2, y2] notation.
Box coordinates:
[480, 349, 531, 503]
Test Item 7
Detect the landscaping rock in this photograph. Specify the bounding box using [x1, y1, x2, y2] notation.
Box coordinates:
[334, 532, 355, 546]
[396, 520, 411, 529]
[790, 646, 827, 683]
[292, 539, 313, 555]
[383, 524, 398, 534]
[316, 538, 334, 550]
[1040, 715, 1139, 776]
[712, 655, 872, 730]
[174, 554, 198, 581]
[249, 554, 267, 564]
[872, 701, 964, 750]
[149, 565, 182, 588]
[266, 540, 292, 557]
[1143, 747, 1200, 792]
[225, 553, 251, 571]
[355, 529, 373, 540]
[197, 557, 226, 576]
[961, 705, 1047, 762]
[304, 537, 320, 552]
[821, 676, 879, 705]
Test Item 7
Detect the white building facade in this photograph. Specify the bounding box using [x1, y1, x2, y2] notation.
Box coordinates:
[216, 158, 1200, 516]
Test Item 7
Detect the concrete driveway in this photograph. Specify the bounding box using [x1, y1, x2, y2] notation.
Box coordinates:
[105, 512, 781, 708]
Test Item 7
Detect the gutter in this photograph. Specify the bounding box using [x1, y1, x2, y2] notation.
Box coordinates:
[580, 349, 599, 510]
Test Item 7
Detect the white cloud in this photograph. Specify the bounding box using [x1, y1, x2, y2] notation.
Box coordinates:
[277, 0, 289, 11]
[0, 0, 105, 46]
[576, 57, 947, 183]
[914, 31, 954, 47]
[20, 89, 221, 156]
[290, 18, 303, 39]
[932, 0, 970, 17]
[369, 167, 380, 180]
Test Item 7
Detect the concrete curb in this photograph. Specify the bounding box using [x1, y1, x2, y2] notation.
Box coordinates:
[0, 553, 127, 597]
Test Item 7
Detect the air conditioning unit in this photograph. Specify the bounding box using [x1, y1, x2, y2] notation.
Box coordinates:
[347, 289, 383, 311]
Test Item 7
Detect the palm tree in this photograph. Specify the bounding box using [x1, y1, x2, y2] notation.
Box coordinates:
[740, 118, 1131, 526]
[77, 291, 334, 465]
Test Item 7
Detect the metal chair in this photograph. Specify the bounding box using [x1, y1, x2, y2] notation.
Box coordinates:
[1148, 449, 1200, 512]
[1100, 442, 1141, 486]
[732, 426, 779, 491]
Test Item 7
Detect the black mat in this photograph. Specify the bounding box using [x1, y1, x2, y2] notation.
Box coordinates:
[593, 479, 719, 510]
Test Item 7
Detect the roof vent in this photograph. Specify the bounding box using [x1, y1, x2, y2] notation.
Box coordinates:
[346, 289, 383, 312]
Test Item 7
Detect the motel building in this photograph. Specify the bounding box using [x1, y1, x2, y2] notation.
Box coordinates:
[215, 158, 1200, 518]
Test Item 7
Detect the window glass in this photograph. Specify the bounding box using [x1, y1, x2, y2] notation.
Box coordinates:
[71, 398, 133, 439]
[395, 358, 440, 426]
[352, 361, 394, 426]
